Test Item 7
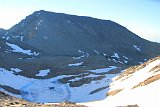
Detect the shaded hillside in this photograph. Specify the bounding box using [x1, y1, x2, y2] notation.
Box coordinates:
[3, 10, 160, 67]
[0, 28, 6, 37]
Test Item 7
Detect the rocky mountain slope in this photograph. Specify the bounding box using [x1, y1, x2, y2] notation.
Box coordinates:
[0, 10, 160, 104]
[1, 10, 160, 71]
[0, 28, 6, 36]
[82, 56, 160, 107]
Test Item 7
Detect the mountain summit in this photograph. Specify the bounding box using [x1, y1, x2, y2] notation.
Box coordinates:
[4, 10, 160, 57]
[2, 10, 160, 70]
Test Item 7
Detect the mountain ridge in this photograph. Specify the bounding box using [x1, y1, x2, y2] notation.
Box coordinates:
[3, 10, 160, 57]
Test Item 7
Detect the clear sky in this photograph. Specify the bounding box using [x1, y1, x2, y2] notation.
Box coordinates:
[0, 0, 159, 42]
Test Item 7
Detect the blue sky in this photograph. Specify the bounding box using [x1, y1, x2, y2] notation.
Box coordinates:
[0, 0, 159, 42]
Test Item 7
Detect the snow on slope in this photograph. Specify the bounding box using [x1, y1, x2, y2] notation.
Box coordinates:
[82, 56, 160, 107]
[6, 42, 39, 56]
[0, 66, 118, 103]
[89, 66, 117, 73]
[133, 45, 141, 51]
[11, 68, 22, 73]
[36, 69, 50, 77]
[111, 52, 120, 59]
[68, 62, 84, 67]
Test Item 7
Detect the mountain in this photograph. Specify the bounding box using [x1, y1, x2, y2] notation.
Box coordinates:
[3, 10, 160, 68]
[82, 56, 160, 107]
[0, 10, 160, 104]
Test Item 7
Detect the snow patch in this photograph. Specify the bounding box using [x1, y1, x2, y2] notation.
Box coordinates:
[5, 32, 8, 35]
[123, 56, 129, 60]
[37, 20, 43, 26]
[11, 68, 22, 73]
[78, 50, 84, 53]
[103, 53, 107, 56]
[68, 62, 84, 67]
[73, 55, 85, 59]
[144, 59, 147, 61]
[124, 60, 128, 64]
[6, 37, 10, 40]
[133, 45, 141, 51]
[94, 50, 99, 54]
[20, 36, 24, 41]
[67, 20, 71, 23]
[36, 69, 50, 77]
[6, 42, 39, 56]
[89, 66, 117, 73]
[73, 50, 89, 59]
[111, 52, 120, 59]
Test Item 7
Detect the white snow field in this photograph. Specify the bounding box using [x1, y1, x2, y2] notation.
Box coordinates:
[1, 57, 159, 106]
[81, 58, 160, 107]
[36, 69, 51, 77]
[0, 66, 118, 103]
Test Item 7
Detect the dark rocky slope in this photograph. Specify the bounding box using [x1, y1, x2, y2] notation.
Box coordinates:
[0, 10, 159, 79]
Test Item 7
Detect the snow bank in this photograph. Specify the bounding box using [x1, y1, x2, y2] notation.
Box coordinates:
[36, 69, 50, 77]
[81, 59, 160, 107]
[68, 62, 84, 66]
[133, 45, 141, 51]
[89, 66, 117, 73]
[6, 42, 39, 56]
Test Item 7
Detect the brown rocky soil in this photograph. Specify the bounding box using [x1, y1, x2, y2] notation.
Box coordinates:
[106, 89, 123, 96]
[115, 56, 160, 82]
[132, 73, 160, 89]
[0, 92, 87, 107]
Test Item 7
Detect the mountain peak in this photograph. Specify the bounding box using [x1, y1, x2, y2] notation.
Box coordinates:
[33, 10, 51, 16]
[0, 28, 5, 31]
[2, 10, 160, 68]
